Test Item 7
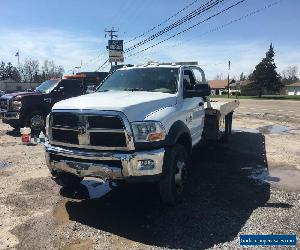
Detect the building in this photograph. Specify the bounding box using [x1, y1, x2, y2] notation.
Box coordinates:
[286, 82, 300, 95]
[208, 80, 229, 95]
[0, 79, 40, 93]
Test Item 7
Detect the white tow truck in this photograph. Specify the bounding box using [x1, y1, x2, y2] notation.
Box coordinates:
[44, 62, 239, 205]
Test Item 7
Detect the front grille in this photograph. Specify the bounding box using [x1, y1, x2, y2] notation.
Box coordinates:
[52, 128, 79, 144]
[90, 132, 126, 147]
[0, 99, 9, 111]
[88, 116, 123, 129]
[50, 112, 131, 150]
[53, 113, 78, 127]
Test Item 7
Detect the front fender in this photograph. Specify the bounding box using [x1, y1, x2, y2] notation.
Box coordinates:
[165, 120, 191, 147]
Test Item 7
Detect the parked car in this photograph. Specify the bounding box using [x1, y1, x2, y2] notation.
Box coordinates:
[0, 79, 86, 131]
[44, 63, 239, 205]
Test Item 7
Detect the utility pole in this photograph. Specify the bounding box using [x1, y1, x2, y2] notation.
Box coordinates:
[105, 27, 118, 67]
[227, 60, 231, 99]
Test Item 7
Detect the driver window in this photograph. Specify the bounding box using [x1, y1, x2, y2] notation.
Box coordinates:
[192, 68, 205, 84]
[183, 70, 196, 91]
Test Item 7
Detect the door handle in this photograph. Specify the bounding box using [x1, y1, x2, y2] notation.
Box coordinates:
[199, 102, 204, 107]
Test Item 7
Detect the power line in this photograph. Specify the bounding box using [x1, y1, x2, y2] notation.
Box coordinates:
[125, 0, 225, 53]
[127, 0, 247, 58]
[131, 0, 282, 60]
[95, 59, 109, 71]
[126, 0, 203, 44]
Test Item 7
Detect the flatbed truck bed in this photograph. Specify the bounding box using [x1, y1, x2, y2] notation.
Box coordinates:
[204, 99, 240, 140]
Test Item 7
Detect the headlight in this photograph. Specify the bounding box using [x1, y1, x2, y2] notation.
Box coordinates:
[131, 121, 166, 142]
[12, 100, 22, 111]
[45, 114, 51, 137]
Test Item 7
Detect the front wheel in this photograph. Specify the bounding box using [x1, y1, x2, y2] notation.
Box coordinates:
[159, 144, 188, 205]
[25, 111, 45, 132]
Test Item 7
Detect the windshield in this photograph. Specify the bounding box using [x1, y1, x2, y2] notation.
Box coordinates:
[98, 68, 178, 94]
[35, 80, 59, 93]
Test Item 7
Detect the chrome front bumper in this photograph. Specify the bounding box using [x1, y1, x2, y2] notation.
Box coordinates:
[0, 110, 20, 120]
[44, 142, 165, 180]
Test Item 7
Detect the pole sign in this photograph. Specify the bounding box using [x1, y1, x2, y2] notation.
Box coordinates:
[108, 40, 124, 63]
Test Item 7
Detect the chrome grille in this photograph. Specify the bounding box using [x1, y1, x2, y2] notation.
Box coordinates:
[49, 111, 134, 151]
[0, 99, 9, 111]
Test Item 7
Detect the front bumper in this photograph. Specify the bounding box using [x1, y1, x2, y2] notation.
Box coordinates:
[44, 142, 165, 181]
[0, 110, 20, 120]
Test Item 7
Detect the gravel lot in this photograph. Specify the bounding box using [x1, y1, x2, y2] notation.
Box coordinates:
[0, 99, 299, 249]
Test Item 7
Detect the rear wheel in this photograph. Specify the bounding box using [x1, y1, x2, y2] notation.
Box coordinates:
[25, 111, 45, 132]
[54, 172, 83, 188]
[159, 144, 188, 205]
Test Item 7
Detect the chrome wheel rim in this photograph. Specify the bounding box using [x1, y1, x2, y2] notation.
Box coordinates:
[30, 115, 44, 130]
[174, 160, 186, 194]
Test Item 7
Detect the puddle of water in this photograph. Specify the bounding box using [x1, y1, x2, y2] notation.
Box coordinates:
[258, 124, 290, 134]
[0, 161, 11, 169]
[244, 164, 300, 191]
[81, 178, 111, 200]
[270, 168, 300, 192]
[233, 127, 260, 134]
[248, 167, 280, 183]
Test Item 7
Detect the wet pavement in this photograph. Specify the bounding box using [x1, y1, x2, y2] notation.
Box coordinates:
[0, 161, 11, 169]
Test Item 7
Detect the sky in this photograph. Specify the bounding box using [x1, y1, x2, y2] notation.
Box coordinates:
[0, 0, 299, 79]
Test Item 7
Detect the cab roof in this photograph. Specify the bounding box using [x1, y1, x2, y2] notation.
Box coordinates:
[118, 61, 199, 70]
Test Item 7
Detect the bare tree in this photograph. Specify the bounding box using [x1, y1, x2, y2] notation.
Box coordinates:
[41, 60, 64, 80]
[214, 73, 224, 80]
[20, 58, 39, 82]
[282, 66, 298, 80]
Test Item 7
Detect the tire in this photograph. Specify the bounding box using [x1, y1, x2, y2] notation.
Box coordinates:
[25, 111, 45, 132]
[54, 172, 83, 188]
[159, 144, 188, 205]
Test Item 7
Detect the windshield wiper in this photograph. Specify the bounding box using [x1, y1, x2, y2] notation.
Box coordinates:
[123, 88, 144, 91]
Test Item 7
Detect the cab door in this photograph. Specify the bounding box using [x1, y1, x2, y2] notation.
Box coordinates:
[181, 68, 204, 145]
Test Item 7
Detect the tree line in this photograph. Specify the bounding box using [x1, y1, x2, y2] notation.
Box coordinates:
[0, 59, 64, 83]
[214, 44, 299, 97]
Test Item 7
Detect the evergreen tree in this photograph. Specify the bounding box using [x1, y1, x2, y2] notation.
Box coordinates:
[239, 72, 246, 81]
[249, 43, 283, 97]
[0, 61, 5, 80]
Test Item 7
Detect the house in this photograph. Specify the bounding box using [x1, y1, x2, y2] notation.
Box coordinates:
[232, 80, 254, 96]
[286, 82, 300, 95]
[208, 80, 229, 95]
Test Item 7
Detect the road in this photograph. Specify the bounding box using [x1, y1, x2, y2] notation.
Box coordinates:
[0, 100, 300, 249]
[212, 98, 300, 122]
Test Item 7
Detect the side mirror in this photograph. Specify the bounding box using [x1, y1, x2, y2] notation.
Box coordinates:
[184, 84, 211, 98]
[53, 86, 64, 95]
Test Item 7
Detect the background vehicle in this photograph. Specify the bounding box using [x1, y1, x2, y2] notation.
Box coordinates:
[44, 63, 239, 205]
[0, 79, 85, 132]
[64, 71, 109, 91]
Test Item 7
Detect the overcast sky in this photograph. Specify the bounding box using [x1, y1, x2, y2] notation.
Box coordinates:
[0, 0, 299, 79]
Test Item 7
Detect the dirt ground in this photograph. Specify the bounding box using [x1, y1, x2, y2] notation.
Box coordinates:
[0, 99, 300, 249]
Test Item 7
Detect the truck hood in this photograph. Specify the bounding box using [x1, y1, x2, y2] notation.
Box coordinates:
[1, 91, 44, 100]
[53, 91, 177, 121]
